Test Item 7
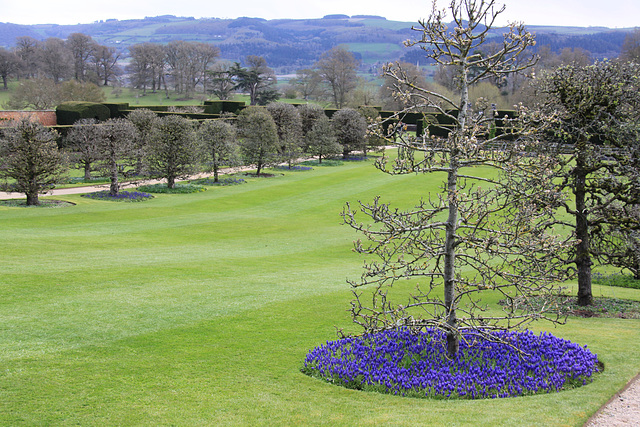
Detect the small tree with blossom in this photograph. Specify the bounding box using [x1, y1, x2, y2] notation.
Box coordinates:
[343, 0, 572, 356]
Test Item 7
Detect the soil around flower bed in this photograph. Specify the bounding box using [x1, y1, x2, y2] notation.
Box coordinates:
[558, 295, 640, 319]
[0, 199, 75, 208]
[500, 295, 640, 320]
[238, 172, 282, 178]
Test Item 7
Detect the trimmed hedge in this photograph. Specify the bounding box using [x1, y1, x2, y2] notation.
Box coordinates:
[203, 100, 246, 114]
[127, 105, 170, 112]
[102, 103, 130, 119]
[56, 102, 111, 125]
[323, 108, 339, 118]
[121, 110, 221, 121]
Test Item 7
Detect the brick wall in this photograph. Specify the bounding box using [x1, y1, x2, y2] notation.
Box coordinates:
[0, 110, 57, 127]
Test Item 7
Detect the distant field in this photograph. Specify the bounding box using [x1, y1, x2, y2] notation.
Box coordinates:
[344, 43, 405, 64]
[0, 156, 638, 425]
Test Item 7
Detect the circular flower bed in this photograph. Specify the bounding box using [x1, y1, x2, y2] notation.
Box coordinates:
[82, 190, 153, 202]
[302, 328, 600, 399]
[137, 183, 206, 194]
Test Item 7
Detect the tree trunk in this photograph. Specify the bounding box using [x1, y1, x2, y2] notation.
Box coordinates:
[444, 160, 460, 356]
[443, 66, 470, 356]
[26, 192, 39, 206]
[168, 175, 175, 189]
[109, 160, 119, 196]
[574, 150, 593, 306]
[213, 164, 219, 182]
[84, 163, 91, 181]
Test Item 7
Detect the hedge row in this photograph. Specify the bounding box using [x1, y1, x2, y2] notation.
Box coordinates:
[56, 102, 111, 125]
[56, 101, 250, 125]
[203, 100, 246, 115]
[54, 101, 519, 140]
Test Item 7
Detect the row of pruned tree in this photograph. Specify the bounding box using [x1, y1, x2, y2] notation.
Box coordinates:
[0, 102, 371, 205]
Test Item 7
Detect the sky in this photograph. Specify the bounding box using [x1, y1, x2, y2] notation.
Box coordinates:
[2, 0, 639, 28]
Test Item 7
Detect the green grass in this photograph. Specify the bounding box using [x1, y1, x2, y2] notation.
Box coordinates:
[1, 158, 639, 426]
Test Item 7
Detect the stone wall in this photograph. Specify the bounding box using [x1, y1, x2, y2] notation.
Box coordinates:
[0, 110, 57, 127]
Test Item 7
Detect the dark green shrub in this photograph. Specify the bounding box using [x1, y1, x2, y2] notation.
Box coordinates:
[323, 108, 339, 118]
[102, 103, 130, 118]
[56, 102, 111, 125]
[203, 100, 246, 115]
[128, 105, 170, 112]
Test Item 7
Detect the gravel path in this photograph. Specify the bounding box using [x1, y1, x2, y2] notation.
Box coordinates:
[584, 373, 640, 426]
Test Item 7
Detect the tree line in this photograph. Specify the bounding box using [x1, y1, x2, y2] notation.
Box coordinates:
[0, 31, 363, 110]
[1, 25, 640, 113]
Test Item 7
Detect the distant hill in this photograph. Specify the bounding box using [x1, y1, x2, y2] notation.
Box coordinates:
[0, 15, 633, 71]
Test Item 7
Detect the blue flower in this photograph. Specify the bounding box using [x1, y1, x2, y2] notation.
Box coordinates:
[302, 328, 599, 399]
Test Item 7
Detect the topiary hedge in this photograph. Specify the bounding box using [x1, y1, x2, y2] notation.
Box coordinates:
[203, 100, 246, 114]
[101, 102, 130, 119]
[56, 102, 111, 125]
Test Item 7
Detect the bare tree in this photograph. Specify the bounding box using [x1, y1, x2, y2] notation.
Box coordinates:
[4, 78, 61, 109]
[92, 45, 121, 86]
[343, 0, 571, 356]
[128, 43, 165, 95]
[66, 33, 96, 82]
[380, 62, 428, 110]
[39, 37, 72, 83]
[13, 36, 40, 79]
[533, 60, 640, 305]
[0, 48, 22, 90]
[316, 47, 359, 108]
[163, 41, 218, 96]
[0, 119, 67, 206]
[291, 68, 323, 101]
[192, 42, 220, 95]
[620, 28, 640, 63]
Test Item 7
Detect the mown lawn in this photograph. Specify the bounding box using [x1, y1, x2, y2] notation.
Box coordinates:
[0, 157, 638, 426]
